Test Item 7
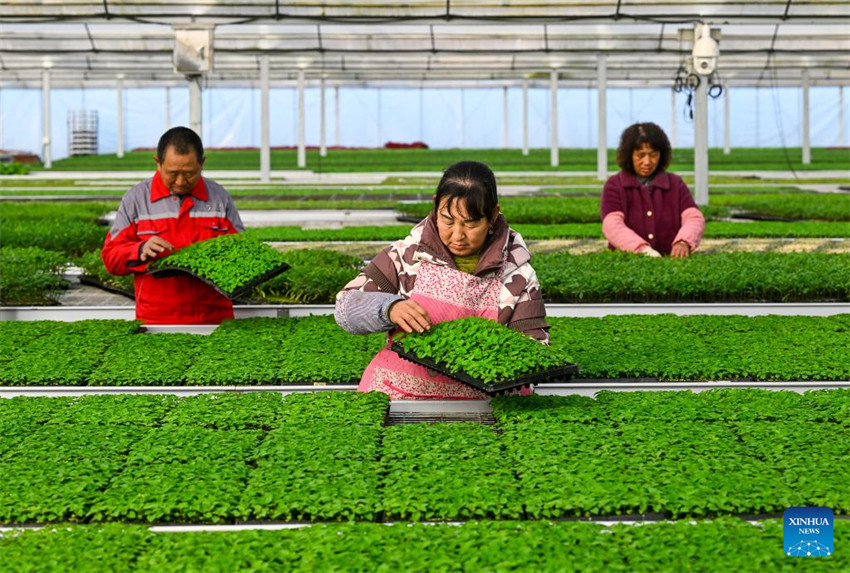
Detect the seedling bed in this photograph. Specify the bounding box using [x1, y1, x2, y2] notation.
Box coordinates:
[147, 262, 290, 300]
[390, 342, 578, 394]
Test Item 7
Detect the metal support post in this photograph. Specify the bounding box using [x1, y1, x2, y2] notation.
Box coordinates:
[597, 55, 607, 180]
[802, 69, 811, 165]
[550, 70, 559, 167]
[41, 68, 52, 168]
[320, 78, 327, 157]
[116, 75, 124, 158]
[723, 82, 731, 155]
[297, 69, 306, 168]
[188, 76, 202, 137]
[522, 79, 529, 156]
[260, 55, 271, 183]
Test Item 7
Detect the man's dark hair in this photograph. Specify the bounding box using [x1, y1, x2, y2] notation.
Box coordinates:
[433, 161, 498, 221]
[156, 127, 204, 162]
[616, 122, 672, 175]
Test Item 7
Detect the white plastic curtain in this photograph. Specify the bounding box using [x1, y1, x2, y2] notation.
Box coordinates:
[0, 85, 846, 161]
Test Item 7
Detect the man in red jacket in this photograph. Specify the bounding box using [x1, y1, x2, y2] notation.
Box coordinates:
[102, 127, 244, 324]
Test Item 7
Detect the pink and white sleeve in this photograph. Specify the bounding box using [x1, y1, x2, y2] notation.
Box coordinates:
[602, 211, 649, 253]
[672, 207, 706, 251]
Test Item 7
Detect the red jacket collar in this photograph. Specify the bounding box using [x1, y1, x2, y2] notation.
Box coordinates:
[150, 171, 208, 202]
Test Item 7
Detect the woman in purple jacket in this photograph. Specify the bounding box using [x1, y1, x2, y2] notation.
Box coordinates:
[601, 122, 705, 258]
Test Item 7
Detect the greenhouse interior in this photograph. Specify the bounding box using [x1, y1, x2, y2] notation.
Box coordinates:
[0, 0, 849, 570]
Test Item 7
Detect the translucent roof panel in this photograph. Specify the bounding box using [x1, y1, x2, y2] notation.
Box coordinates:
[1, 3, 847, 88]
[2, 1, 848, 23]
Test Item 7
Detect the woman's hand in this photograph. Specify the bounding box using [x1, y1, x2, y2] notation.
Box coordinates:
[388, 299, 432, 333]
[670, 241, 692, 258]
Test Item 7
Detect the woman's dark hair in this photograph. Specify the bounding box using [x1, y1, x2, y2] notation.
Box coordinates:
[433, 161, 498, 221]
[616, 122, 672, 175]
[157, 127, 204, 162]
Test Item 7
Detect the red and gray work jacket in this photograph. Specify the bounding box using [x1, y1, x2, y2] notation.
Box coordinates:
[101, 171, 245, 325]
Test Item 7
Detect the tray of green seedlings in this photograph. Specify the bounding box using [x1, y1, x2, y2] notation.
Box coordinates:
[147, 234, 290, 299]
[391, 316, 578, 395]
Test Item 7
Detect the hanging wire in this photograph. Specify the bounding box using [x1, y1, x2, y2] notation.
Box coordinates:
[769, 64, 798, 177]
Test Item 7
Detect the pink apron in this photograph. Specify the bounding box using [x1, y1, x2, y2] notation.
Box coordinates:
[359, 261, 528, 400]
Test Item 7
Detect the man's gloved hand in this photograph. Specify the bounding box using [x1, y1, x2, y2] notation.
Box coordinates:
[640, 245, 662, 258]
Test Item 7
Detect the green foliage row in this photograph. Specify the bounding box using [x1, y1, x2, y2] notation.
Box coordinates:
[398, 193, 850, 223]
[549, 314, 850, 381]
[149, 234, 291, 297]
[179, 316, 386, 386]
[536, 251, 850, 303]
[2, 314, 847, 385]
[250, 249, 363, 303]
[0, 247, 70, 305]
[0, 162, 30, 175]
[491, 388, 850, 426]
[45, 146, 850, 172]
[712, 193, 850, 222]
[255, 249, 849, 305]
[381, 423, 523, 520]
[0, 202, 114, 257]
[0, 320, 141, 385]
[3, 518, 847, 573]
[247, 220, 850, 242]
[490, 391, 849, 519]
[241, 392, 386, 522]
[0, 390, 847, 525]
[396, 317, 573, 385]
[0, 392, 388, 525]
[499, 418, 846, 519]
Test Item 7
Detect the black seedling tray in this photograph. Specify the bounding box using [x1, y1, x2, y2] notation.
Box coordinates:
[78, 276, 135, 300]
[147, 262, 290, 300]
[390, 342, 579, 395]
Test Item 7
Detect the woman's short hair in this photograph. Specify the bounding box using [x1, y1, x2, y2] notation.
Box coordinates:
[157, 126, 204, 163]
[433, 161, 498, 221]
[616, 122, 672, 175]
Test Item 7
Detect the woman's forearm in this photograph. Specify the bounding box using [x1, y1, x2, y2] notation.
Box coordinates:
[334, 289, 403, 335]
[673, 207, 706, 251]
[602, 211, 649, 253]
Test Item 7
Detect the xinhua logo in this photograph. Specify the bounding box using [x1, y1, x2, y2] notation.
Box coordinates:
[784, 507, 833, 557]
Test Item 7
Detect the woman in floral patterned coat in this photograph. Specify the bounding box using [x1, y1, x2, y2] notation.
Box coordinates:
[335, 161, 549, 400]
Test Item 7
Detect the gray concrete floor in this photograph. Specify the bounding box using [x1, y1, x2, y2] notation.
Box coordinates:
[58, 277, 135, 307]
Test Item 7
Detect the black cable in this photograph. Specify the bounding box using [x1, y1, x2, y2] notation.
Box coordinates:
[770, 66, 798, 178]
[101, 0, 110, 19]
[783, 0, 794, 20]
[84, 23, 97, 52]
